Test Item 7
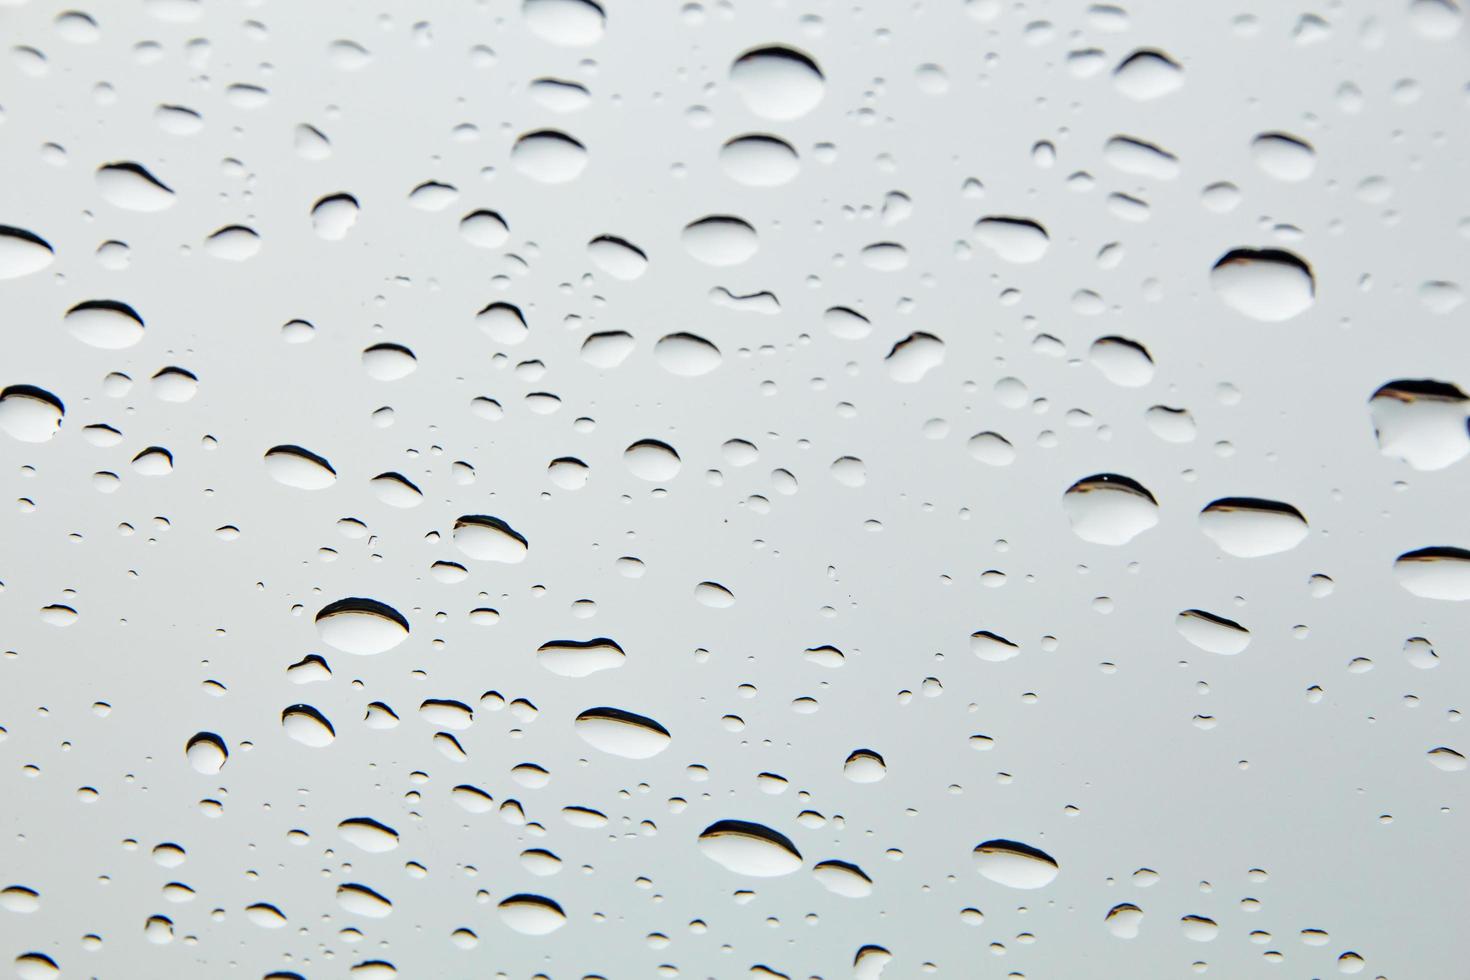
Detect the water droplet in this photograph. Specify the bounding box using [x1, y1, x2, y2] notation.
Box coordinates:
[973, 216, 1049, 263]
[654, 332, 722, 377]
[0, 226, 55, 280]
[813, 860, 873, 897]
[694, 581, 735, 607]
[1369, 380, 1470, 471]
[1199, 498, 1309, 557]
[311, 193, 359, 240]
[96, 161, 175, 211]
[538, 638, 625, 677]
[476, 302, 530, 346]
[1105, 903, 1143, 938]
[720, 134, 800, 186]
[885, 332, 945, 382]
[973, 840, 1060, 889]
[523, 0, 605, 46]
[0, 386, 63, 442]
[587, 235, 647, 280]
[730, 46, 825, 120]
[204, 225, 262, 261]
[336, 883, 392, 918]
[315, 598, 410, 655]
[1210, 248, 1315, 322]
[1113, 49, 1183, 100]
[511, 130, 588, 183]
[1176, 609, 1251, 655]
[453, 515, 529, 562]
[682, 215, 758, 265]
[971, 630, 1020, 662]
[574, 707, 670, 758]
[698, 820, 803, 876]
[1181, 915, 1219, 941]
[65, 299, 145, 349]
[498, 893, 567, 934]
[362, 343, 417, 381]
[1063, 474, 1159, 545]
[1427, 746, 1466, 771]
[460, 210, 509, 248]
[843, 749, 887, 782]
[281, 704, 335, 747]
[1251, 132, 1316, 181]
[264, 445, 336, 489]
[338, 817, 399, 852]
[624, 439, 681, 481]
[185, 732, 227, 774]
[1089, 336, 1155, 386]
[1394, 547, 1470, 600]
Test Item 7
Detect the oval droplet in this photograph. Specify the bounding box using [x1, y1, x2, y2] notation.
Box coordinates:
[1062, 474, 1159, 545]
[973, 839, 1059, 889]
[573, 707, 670, 759]
[697, 820, 803, 876]
[315, 598, 409, 655]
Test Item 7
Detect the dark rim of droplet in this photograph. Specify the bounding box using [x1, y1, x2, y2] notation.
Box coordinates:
[886, 331, 942, 357]
[1212, 247, 1315, 285]
[316, 598, 410, 632]
[805, 644, 843, 655]
[699, 819, 803, 858]
[550, 455, 588, 468]
[1253, 131, 1313, 151]
[515, 129, 586, 149]
[576, 706, 670, 736]
[265, 444, 335, 474]
[1179, 609, 1248, 632]
[373, 472, 422, 493]
[538, 637, 624, 653]
[686, 215, 756, 235]
[824, 305, 869, 322]
[974, 839, 1058, 867]
[365, 701, 398, 720]
[1372, 379, 1468, 402]
[412, 180, 455, 195]
[1092, 335, 1154, 362]
[499, 893, 565, 914]
[364, 342, 415, 359]
[421, 697, 472, 715]
[733, 44, 823, 79]
[66, 299, 144, 324]
[0, 225, 54, 252]
[970, 630, 1018, 648]
[1, 384, 64, 413]
[815, 859, 872, 882]
[724, 133, 797, 152]
[1398, 546, 1470, 563]
[338, 883, 391, 903]
[477, 301, 527, 323]
[1066, 473, 1156, 502]
[208, 224, 259, 240]
[98, 161, 174, 193]
[845, 749, 885, 765]
[314, 192, 359, 209]
[461, 209, 508, 226]
[282, 704, 335, 736]
[658, 331, 720, 351]
[589, 234, 647, 260]
[976, 215, 1049, 238]
[1107, 135, 1177, 160]
[152, 366, 198, 382]
[1115, 48, 1181, 73]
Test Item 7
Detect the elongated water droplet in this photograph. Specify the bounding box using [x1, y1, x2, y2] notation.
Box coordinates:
[698, 820, 803, 876]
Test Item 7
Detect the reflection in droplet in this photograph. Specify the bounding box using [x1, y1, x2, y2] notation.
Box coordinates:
[698, 820, 803, 876]
[315, 598, 410, 655]
[973, 840, 1059, 889]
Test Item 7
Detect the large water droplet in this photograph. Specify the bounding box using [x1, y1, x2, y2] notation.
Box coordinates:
[885, 332, 945, 382]
[973, 216, 1049, 263]
[453, 515, 529, 562]
[537, 638, 625, 677]
[655, 332, 722, 376]
[682, 215, 758, 265]
[185, 732, 227, 774]
[1199, 497, 1309, 556]
[0, 226, 55, 280]
[973, 840, 1059, 889]
[264, 445, 336, 489]
[511, 130, 588, 183]
[336, 883, 392, 918]
[281, 704, 335, 747]
[0, 386, 63, 443]
[574, 707, 670, 758]
[698, 820, 803, 876]
[729, 46, 825, 120]
[96, 161, 175, 211]
[1175, 609, 1251, 654]
[498, 893, 567, 934]
[720, 134, 800, 186]
[338, 817, 399, 852]
[523, 0, 604, 46]
[65, 300, 145, 349]
[1394, 547, 1470, 600]
[1210, 248, 1315, 322]
[1368, 380, 1470, 471]
[624, 439, 681, 481]
[813, 860, 873, 897]
[587, 235, 647, 280]
[1062, 474, 1159, 545]
[315, 598, 409, 655]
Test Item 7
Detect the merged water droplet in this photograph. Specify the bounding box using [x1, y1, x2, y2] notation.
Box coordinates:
[587, 235, 647, 280]
[311, 193, 359, 240]
[1089, 336, 1155, 387]
[1368, 380, 1470, 471]
[885, 332, 945, 382]
[537, 638, 625, 677]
